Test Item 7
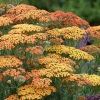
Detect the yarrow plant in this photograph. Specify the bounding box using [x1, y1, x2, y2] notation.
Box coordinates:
[0, 3, 100, 100]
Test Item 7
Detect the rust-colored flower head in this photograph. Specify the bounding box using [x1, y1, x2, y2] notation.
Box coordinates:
[32, 78, 52, 88]
[25, 70, 42, 80]
[63, 12, 90, 27]
[86, 26, 100, 39]
[80, 45, 100, 55]
[49, 37, 64, 45]
[3, 68, 26, 77]
[25, 46, 44, 55]
[51, 10, 67, 19]
[2, 14, 15, 21]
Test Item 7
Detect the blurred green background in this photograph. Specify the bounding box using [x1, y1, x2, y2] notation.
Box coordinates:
[0, 0, 100, 26]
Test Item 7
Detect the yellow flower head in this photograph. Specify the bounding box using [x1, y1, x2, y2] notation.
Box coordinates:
[12, 24, 44, 33]
[18, 84, 56, 99]
[60, 26, 86, 40]
[40, 63, 74, 78]
[45, 45, 69, 54]
[46, 28, 61, 38]
[82, 74, 100, 86]
[68, 46, 94, 61]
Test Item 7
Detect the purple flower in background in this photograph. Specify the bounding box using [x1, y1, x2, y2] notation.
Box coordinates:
[86, 94, 100, 100]
[77, 33, 94, 49]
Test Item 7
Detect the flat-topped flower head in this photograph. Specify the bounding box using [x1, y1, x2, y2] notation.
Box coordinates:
[0, 16, 13, 26]
[86, 26, 100, 39]
[49, 37, 64, 45]
[7, 4, 37, 15]
[81, 74, 100, 86]
[46, 28, 61, 38]
[3, 68, 26, 77]
[0, 34, 27, 50]
[38, 56, 60, 65]
[0, 56, 22, 68]
[40, 63, 74, 78]
[14, 10, 49, 23]
[63, 12, 90, 27]
[2, 14, 15, 21]
[11, 24, 44, 33]
[18, 84, 56, 99]
[64, 74, 92, 86]
[25, 46, 44, 55]
[32, 78, 52, 88]
[68, 46, 94, 61]
[60, 26, 86, 40]
[45, 45, 69, 54]
[25, 70, 42, 80]
[80, 45, 100, 55]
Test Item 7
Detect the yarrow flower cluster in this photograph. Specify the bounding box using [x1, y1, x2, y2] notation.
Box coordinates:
[0, 16, 13, 26]
[86, 26, 100, 39]
[82, 74, 100, 86]
[39, 63, 74, 78]
[60, 26, 86, 40]
[45, 45, 94, 61]
[1, 3, 100, 100]
[9, 24, 44, 34]
[80, 45, 100, 55]
[25, 46, 44, 55]
[0, 56, 22, 68]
